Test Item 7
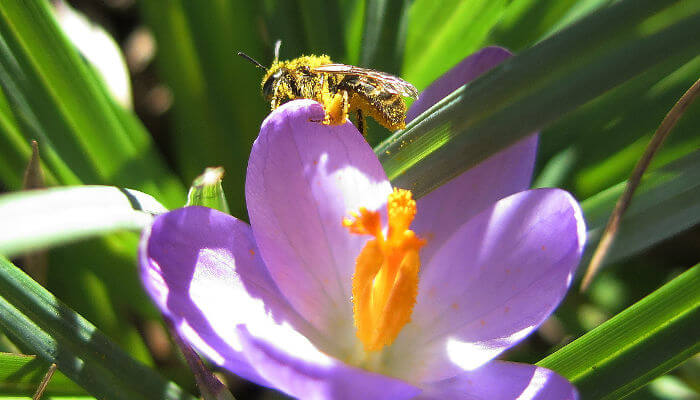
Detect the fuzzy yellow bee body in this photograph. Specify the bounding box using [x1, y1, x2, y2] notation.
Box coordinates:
[250, 53, 418, 136]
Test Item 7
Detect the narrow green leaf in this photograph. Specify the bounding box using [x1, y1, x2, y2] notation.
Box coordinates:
[0, 0, 185, 208]
[47, 235, 163, 357]
[261, 1, 308, 58]
[0, 397, 94, 400]
[0, 257, 196, 400]
[543, 0, 616, 42]
[539, 264, 700, 400]
[580, 150, 700, 268]
[340, 0, 366, 64]
[538, 45, 700, 198]
[533, 147, 578, 188]
[0, 353, 84, 396]
[139, 0, 266, 217]
[0, 90, 58, 190]
[52, 1, 132, 110]
[186, 167, 230, 214]
[297, 0, 345, 59]
[403, 0, 507, 89]
[359, 0, 410, 73]
[0, 0, 180, 354]
[376, 0, 700, 198]
[490, 0, 603, 51]
[0, 186, 165, 258]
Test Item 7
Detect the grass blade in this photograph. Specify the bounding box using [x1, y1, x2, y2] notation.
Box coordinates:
[376, 0, 699, 198]
[403, 0, 507, 89]
[0, 257, 196, 400]
[539, 264, 700, 399]
[0, 353, 84, 396]
[297, 0, 345, 59]
[0, 186, 165, 258]
[581, 77, 700, 290]
[139, 0, 265, 217]
[580, 150, 700, 269]
[359, 0, 410, 73]
[0, 0, 184, 208]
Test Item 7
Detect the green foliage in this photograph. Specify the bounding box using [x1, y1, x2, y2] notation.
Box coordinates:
[186, 167, 230, 213]
[539, 264, 700, 399]
[0, 1, 184, 208]
[0, 186, 165, 257]
[0, 257, 195, 400]
[0, 353, 85, 396]
[0, 0, 697, 398]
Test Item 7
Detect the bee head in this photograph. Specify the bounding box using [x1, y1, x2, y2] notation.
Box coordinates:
[262, 68, 285, 101]
[237, 46, 286, 101]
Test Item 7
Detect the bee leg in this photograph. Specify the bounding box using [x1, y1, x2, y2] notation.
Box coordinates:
[323, 90, 349, 126]
[312, 80, 332, 123]
[319, 74, 326, 99]
[271, 83, 282, 110]
[341, 90, 350, 122]
[356, 109, 366, 136]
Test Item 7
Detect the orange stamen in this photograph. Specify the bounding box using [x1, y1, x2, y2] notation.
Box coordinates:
[344, 188, 425, 352]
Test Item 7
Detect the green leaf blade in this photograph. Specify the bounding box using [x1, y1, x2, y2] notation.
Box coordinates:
[0, 257, 196, 400]
[377, 0, 700, 199]
[0, 0, 185, 208]
[139, 0, 266, 217]
[581, 150, 700, 267]
[0, 353, 85, 396]
[359, 0, 410, 74]
[539, 264, 700, 400]
[0, 186, 165, 258]
[403, 0, 506, 89]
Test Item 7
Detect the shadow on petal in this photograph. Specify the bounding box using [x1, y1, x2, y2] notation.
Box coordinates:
[385, 189, 585, 383]
[140, 206, 331, 386]
[246, 100, 392, 351]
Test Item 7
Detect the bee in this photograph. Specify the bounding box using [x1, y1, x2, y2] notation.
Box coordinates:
[238, 45, 418, 136]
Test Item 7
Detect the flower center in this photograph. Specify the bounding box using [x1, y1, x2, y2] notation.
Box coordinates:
[343, 188, 425, 352]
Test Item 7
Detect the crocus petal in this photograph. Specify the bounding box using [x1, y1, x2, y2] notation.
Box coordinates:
[416, 361, 577, 400]
[140, 206, 328, 387]
[385, 189, 586, 382]
[406, 46, 513, 122]
[235, 325, 421, 400]
[140, 206, 419, 399]
[246, 99, 392, 350]
[407, 46, 538, 268]
[412, 135, 537, 269]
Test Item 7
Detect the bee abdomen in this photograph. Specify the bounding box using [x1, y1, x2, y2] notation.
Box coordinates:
[339, 76, 407, 130]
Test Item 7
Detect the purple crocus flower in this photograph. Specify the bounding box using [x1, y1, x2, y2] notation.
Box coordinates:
[139, 47, 586, 400]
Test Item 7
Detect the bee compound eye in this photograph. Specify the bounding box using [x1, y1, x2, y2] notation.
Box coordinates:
[262, 70, 283, 99]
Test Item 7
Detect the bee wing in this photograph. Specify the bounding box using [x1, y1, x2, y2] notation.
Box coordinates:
[313, 64, 419, 99]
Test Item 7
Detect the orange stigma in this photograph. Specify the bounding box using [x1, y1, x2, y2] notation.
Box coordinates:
[342, 188, 425, 352]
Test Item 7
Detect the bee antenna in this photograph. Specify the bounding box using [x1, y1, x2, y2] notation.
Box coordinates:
[273, 39, 282, 64]
[237, 52, 266, 71]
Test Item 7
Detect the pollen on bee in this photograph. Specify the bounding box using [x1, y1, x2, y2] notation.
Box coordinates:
[253, 51, 416, 137]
